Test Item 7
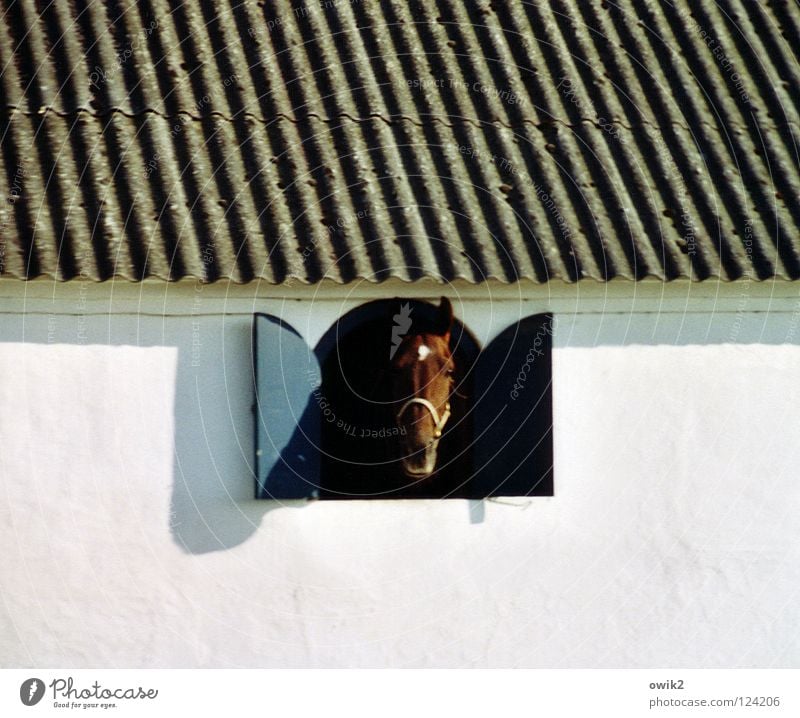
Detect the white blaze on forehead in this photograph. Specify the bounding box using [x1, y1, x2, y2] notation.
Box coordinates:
[417, 344, 431, 361]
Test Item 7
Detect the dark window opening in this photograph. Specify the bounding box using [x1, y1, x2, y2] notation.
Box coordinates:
[253, 301, 553, 500]
[316, 298, 479, 499]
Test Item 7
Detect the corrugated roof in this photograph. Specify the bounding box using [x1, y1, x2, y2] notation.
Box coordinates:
[0, 0, 798, 283]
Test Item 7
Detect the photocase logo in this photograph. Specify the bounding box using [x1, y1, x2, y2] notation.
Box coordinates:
[389, 303, 413, 359]
[20, 678, 44, 706]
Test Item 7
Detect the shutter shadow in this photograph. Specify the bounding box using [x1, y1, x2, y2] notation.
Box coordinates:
[473, 314, 554, 496]
[253, 314, 321, 499]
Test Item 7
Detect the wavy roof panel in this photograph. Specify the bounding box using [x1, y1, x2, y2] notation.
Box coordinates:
[0, 0, 798, 283]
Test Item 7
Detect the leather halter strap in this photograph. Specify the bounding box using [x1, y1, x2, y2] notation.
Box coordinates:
[396, 398, 451, 439]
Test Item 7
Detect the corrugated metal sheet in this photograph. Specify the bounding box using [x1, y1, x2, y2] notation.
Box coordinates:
[0, 0, 798, 283]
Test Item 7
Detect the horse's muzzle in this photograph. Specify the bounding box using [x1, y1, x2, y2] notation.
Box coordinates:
[399, 441, 440, 477]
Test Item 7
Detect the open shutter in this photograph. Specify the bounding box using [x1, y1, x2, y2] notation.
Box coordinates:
[473, 314, 554, 496]
[253, 314, 321, 498]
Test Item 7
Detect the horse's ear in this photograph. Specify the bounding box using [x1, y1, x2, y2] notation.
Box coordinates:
[436, 296, 453, 339]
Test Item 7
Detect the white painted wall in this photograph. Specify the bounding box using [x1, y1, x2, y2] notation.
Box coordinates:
[1, 280, 798, 667]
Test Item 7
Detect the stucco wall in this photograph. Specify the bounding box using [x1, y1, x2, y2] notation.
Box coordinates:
[1, 281, 798, 667]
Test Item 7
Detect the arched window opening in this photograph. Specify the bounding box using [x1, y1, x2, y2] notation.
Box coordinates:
[253, 305, 553, 500]
[316, 298, 480, 499]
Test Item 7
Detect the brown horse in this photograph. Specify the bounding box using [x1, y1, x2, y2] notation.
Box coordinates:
[389, 297, 456, 481]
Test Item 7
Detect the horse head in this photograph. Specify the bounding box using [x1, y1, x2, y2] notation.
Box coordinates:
[389, 297, 455, 478]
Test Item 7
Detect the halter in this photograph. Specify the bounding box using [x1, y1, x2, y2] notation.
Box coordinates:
[396, 398, 451, 440]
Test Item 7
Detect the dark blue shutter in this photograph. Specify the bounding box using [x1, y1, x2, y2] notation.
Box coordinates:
[473, 314, 554, 496]
[253, 314, 321, 498]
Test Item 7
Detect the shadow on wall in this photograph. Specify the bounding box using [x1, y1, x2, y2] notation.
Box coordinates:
[170, 307, 800, 554]
[0, 312, 273, 557]
[169, 317, 299, 555]
[3, 307, 797, 558]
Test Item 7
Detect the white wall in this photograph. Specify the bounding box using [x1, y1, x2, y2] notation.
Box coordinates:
[1, 280, 799, 668]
